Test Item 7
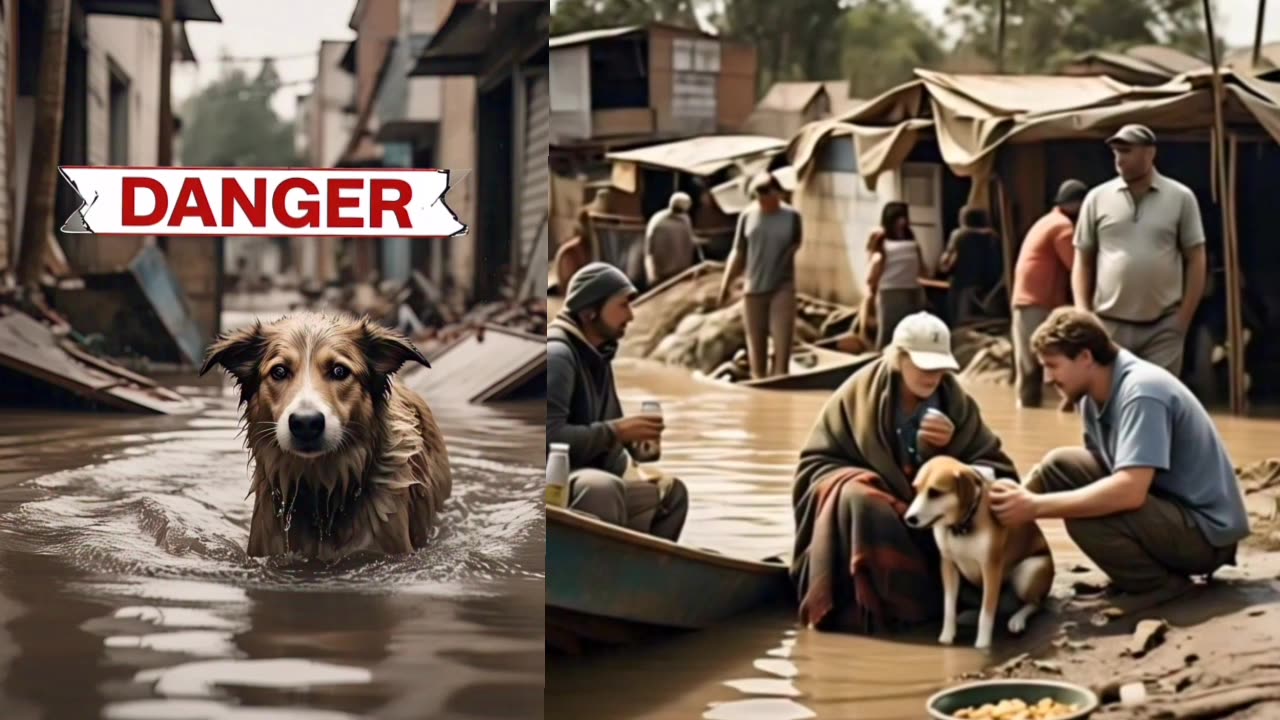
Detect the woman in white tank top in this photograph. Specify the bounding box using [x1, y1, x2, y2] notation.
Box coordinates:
[867, 202, 926, 350]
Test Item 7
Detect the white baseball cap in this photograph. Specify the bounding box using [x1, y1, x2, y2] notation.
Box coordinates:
[891, 312, 959, 371]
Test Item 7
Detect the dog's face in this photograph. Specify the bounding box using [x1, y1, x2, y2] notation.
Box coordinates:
[904, 457, 982, 530]
[201, 313, 429, 459]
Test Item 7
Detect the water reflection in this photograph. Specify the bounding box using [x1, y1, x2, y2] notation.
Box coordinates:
[546, 358, 1280, 719]
[0, 382, 544, 718]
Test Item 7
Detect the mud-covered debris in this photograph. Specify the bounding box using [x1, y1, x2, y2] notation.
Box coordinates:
[1125, 619, 1169, 658]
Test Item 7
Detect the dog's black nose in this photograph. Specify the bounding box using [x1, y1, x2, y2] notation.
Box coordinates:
[288, 411, 325, 442]
[905, 515, 920, 528]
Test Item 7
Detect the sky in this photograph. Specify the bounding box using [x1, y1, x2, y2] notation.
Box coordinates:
[172, 0, 358, 121]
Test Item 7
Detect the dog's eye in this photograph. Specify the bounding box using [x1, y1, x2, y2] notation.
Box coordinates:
[927, 487, 942, 499]
[270, 365, 289, 381]
[331, 364, 350, 380]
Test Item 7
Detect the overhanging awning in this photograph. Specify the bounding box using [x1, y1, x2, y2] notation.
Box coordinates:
[605, 135, 787, 176]
[81, 0, 221, 22]
[410, 0, 545, 76]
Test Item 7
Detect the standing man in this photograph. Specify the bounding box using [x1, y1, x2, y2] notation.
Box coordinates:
[718, 172, 803, 380]
[1011, 179, 1088, 408]
[1072, 124, 1207, 377]
[991, 308, 1248, 614]
[547, 263, 690, 540]
[644, 191, 701, 287]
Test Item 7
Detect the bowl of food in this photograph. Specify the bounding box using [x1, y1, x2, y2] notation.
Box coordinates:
[927, 679, 1099, 720]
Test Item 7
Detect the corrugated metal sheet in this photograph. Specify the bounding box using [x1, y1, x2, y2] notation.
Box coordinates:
[520, 70, 549, 297]
[399, 325, 545, 404]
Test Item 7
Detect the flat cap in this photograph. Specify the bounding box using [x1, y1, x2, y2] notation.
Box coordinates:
[1106, 124, 1156, 146]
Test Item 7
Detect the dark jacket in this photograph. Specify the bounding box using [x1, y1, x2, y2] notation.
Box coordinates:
[546, 318, 628, 475]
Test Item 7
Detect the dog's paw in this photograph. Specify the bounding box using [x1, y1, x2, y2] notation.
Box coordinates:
[938, 629, 956, 646]
[974, 637, 992, 651]
[1007, 614, 1027, 635]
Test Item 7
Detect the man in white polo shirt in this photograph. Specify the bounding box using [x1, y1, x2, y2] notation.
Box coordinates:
[1071, 124, 1207, 377]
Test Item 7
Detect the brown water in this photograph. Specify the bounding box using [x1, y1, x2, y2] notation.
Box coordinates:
[0, 374, 544, 719]
[546, 358, 1280, 720]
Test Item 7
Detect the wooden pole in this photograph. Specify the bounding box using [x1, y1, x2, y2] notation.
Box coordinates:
[158, 0, 175, 168]
[15, 0, 71, 287]
[1202, 0, 1246, 415]
[1254, 0, 1269, 69]
[1227, 135, 1246, 413]
[7, 0, 18, 275]
[997, 0, 1008, 73]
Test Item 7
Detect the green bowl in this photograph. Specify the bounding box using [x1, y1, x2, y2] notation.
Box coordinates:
[927, 679, 1099, 719]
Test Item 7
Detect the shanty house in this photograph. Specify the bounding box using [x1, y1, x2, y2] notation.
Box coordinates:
[549, 23, 758, 147]
[788, 68, 1280, 413]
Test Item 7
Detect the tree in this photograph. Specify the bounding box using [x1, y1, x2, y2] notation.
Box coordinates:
[180, 59, 300, 167]
[551, 0, 700, 36]
[714, 0, 845, 93]
[841, 0, 946, 99]
[946, 0, 1213, 74]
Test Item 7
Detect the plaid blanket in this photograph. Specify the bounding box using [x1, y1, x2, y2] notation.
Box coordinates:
[790, 355, 1018, 633]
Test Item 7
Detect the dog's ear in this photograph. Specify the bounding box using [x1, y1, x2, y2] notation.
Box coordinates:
[954, 465, 983, 513]
[360, 319, 430, 376]
[201, 321, 268, 382]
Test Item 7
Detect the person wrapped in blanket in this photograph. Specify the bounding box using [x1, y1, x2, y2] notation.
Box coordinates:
[790, 311, 1019, 633]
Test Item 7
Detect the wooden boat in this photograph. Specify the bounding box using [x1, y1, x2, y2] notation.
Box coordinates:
[736, 342, 879, 391]
[546, 505, 791, 652]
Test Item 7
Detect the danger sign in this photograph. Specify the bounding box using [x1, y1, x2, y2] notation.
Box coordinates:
[56, 167, 468, 238]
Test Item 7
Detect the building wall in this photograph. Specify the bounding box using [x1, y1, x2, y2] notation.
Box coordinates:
[549, 45, 590, 143]
[436, 1, 476, 301]
[55, 15, 164, 273]
[315, 40, 355, 168]
[717, 41, 758, 132]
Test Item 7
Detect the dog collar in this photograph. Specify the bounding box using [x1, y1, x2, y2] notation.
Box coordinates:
[950, 480, 985, 536]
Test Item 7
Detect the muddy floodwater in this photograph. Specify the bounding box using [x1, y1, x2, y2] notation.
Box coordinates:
[546, 359, 1280, 720]
[0, 373, 544, 719]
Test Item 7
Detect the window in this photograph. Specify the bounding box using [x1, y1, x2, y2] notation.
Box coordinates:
[108, 60, 130, 165]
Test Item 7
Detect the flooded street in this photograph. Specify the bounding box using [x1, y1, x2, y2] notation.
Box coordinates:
[547, 358, 1280, 720]
[0, 374, 544, 719]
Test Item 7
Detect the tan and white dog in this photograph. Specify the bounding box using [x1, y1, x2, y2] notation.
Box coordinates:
[904, 456, 1054, 649]
[201, 312, 451, 561]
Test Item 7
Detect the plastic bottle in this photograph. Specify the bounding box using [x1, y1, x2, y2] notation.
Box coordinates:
[546, 443, 570, 508]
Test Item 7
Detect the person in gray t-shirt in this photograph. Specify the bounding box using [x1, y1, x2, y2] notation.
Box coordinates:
[1072, 124, 1207, 377]
[718, 172, 803, 379]
[990, 307, 1248, 614]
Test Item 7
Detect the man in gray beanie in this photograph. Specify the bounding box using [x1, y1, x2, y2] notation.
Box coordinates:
[547, 262, 690, 540]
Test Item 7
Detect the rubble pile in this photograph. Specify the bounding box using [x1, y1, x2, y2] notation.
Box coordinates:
[620, 262, 867, 373]
[955, 322, 1014, 386]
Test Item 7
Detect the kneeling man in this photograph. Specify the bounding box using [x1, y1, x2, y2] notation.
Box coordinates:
[991, 307, 1248, 610]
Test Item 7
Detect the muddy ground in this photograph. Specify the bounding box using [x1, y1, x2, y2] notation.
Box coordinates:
[970, 460, 1280, 719]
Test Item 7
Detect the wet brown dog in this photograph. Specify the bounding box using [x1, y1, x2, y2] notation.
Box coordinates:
[201, 312, 451, 560]
[904, 456, 1054, 650]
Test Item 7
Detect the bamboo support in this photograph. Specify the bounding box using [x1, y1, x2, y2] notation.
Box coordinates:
[1227, 135, 1246, 414]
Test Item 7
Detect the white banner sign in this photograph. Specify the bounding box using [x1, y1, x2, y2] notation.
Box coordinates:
[57, 167, 468, 238]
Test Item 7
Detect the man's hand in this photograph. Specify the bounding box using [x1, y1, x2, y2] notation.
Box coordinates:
[610, 416, 664, 444]
[990, 480, 1040, 527]
[918, 412, 955, 448]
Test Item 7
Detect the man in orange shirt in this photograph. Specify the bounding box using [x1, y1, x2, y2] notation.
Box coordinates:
[1012, 179, 1088, 409]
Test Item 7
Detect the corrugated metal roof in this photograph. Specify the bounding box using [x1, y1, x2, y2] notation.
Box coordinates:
[550, 25, 644, 49]
[605, 135, 787, 175]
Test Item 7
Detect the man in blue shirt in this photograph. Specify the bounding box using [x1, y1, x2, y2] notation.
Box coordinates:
[991, 307, 1249, 613]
